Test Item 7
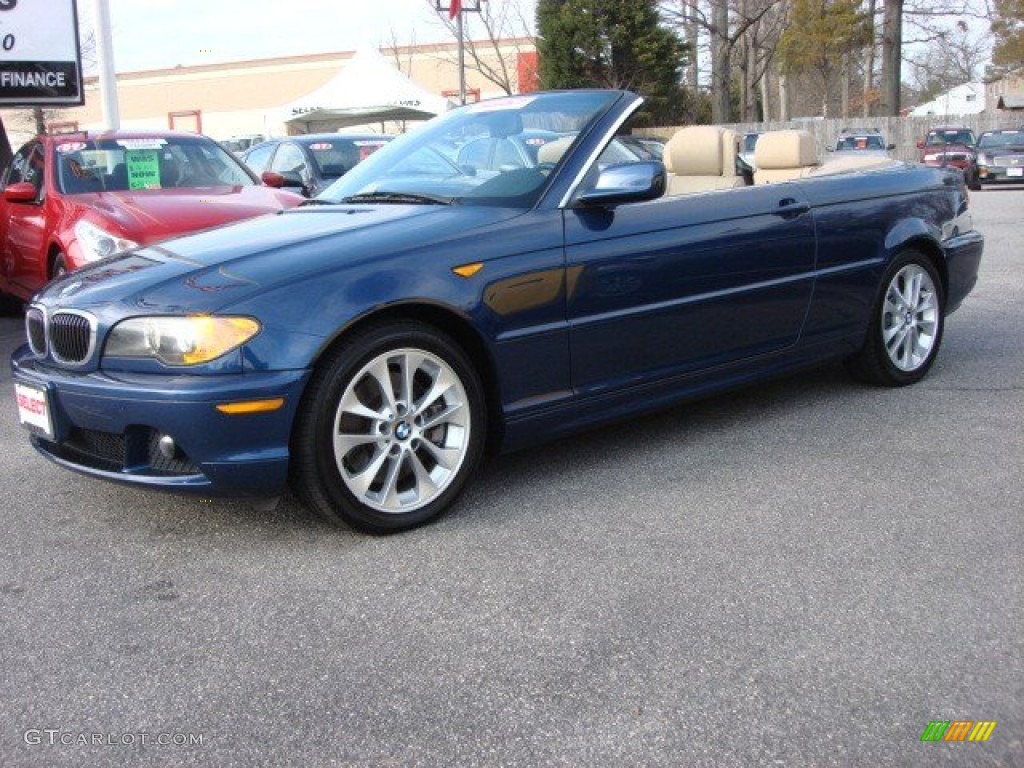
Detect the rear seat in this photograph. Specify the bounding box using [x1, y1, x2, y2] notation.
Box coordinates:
[753, 130, 819, 184]
[663, 125, 745, 195]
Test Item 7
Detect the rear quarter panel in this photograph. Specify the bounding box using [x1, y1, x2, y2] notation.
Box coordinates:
[796, 164, 965, 348]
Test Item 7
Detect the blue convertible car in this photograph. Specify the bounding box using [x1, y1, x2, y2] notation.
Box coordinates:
[11, 90, 983, 532]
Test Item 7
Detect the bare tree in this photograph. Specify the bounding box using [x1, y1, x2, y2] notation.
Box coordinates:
[881, 0, 994, 114]
[381, 26, 420, 133]
[425, 0, 534, 95]
[906, 19, 989, 99]
[661, 0, 787, 123]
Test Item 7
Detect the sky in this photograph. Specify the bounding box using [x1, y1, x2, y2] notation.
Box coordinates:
[78, 0, 537, 74]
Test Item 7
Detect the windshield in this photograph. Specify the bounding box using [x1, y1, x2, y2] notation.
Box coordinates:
[925, 129, 976, 147]
[318, 91, 622, 208]
[978, 131, 1024, 148]
[836, 135, 885, 151]
[55, 135, 257, 195]
[304, 136, 392, 179]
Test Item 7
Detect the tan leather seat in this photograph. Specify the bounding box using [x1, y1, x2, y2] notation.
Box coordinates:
[753, 130, 819, 184]
[537, 135, 575, 165]
[663, 125, 745, 195]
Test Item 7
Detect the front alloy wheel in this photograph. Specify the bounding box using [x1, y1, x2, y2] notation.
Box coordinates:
[332, 347, 472, 513]
[292, 322, 486, 532]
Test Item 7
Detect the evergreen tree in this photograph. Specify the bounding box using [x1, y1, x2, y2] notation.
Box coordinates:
[776, 0, 872, 116]
[991, 0, 1024, 70]
[535, 0, 689, 124]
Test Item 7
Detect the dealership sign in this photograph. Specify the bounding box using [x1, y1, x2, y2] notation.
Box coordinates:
[0, 0, 83, 106]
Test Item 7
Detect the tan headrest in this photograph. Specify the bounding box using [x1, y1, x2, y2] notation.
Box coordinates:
[721, 128, 738, 177]
[664, 126, 724, 176]
[537, 135, 575, 165]
[755, 130, 818, 170]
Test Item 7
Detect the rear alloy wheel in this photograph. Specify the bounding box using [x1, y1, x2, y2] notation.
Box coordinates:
[846, 250, 945, 386]
[291, 322, 486, 532]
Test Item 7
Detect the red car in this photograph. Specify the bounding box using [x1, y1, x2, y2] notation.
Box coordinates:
[0, 130, 303, 303]
[916, 125, 981, 191]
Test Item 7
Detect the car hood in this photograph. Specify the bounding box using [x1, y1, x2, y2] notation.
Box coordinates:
[69, 185, 301, 242]
[37, 203, 525, 312]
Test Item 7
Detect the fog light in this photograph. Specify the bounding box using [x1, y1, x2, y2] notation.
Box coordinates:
[158, 434, 177, 459]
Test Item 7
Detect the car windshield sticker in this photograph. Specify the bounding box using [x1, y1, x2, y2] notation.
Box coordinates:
[116, 138, 167, 150]
[55, 142, 88, 154]
[125, 149, 161, 189]
[466, 96, 537, 113]
[309, 143, 333, 151]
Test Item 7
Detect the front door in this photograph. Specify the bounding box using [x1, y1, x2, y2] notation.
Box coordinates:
[565, 182, 817, 397]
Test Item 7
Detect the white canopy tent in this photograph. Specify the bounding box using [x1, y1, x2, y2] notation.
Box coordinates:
[279, 47, 452, 133]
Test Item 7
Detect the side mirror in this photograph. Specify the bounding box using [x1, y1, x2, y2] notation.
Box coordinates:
[260, 171, 307, 195]
[3, 181, 39, 203]
[887, 143, 896, 151]
[576, 161, 666, 207]
[915, 141, 924, 150]
[260, 170, 285, 188]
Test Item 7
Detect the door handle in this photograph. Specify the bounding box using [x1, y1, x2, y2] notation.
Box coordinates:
[776, 198, 810, 217]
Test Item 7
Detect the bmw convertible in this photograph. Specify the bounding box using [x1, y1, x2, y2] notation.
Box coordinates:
[11, 90, 984, 532]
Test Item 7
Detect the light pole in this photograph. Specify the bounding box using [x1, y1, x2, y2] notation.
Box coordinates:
[435, 0, 482, 105]
[94, 0, 120, 129]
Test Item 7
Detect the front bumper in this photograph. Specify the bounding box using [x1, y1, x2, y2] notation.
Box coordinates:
[942, 229, 985, 314]
[11, 345, 311, 498]
[977, 165, 1024, 183]
[922, 159, 973, 174]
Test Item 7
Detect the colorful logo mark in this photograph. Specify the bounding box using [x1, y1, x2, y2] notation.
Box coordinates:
[921, 720, 997, 742]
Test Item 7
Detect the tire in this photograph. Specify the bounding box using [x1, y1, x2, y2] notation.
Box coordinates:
[967, 170, 981, 192]
[290, 321, 487, 533]
[51, 252, 69, 280]
[845, 250, 945, 387]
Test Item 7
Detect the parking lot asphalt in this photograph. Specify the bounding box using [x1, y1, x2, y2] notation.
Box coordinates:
[0, 187, 1021, 767]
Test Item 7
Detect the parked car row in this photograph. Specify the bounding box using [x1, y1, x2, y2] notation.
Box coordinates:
[0, 128, 400, 307]
[0, 130, 305, 304]
[733, 125, 1024, 192]
[914, 126, 1024, 190]
[239, 134, 392, 198]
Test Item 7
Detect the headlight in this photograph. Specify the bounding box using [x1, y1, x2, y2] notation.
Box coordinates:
[976, 153, 990, 165]
[923, 153, 940, 162]
[74, 220, 138, 262]
[104, 316, 261, 366]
